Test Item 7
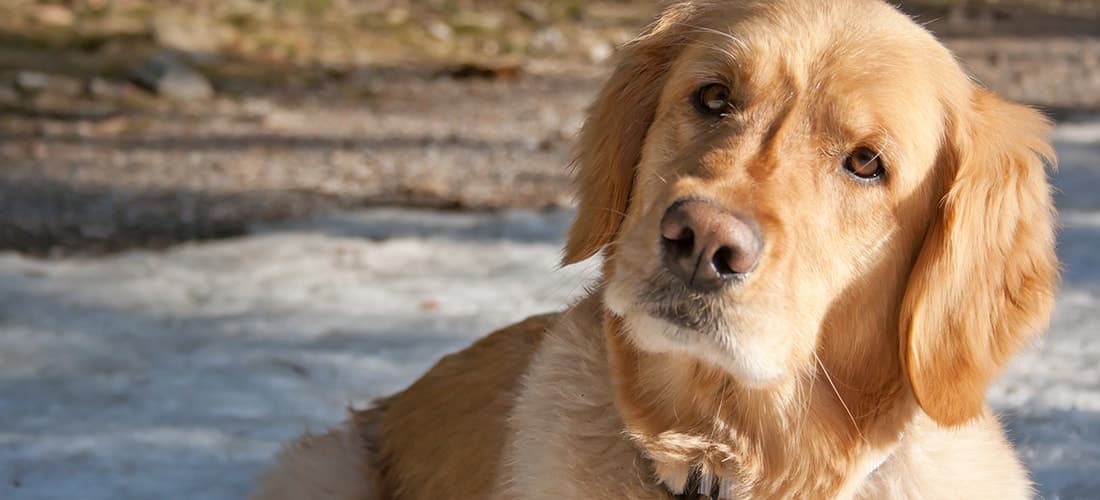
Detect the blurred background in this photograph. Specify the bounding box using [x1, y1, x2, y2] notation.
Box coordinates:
[0, 1, 1098, 499]
[0, 0, 1098, 254]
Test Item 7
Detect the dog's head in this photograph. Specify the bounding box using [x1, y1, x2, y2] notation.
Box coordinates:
[565, 0, 1057, 426]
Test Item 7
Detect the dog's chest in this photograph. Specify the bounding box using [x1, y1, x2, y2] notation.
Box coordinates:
[497, 315, 671, 499]
[495, 308, 888, 500]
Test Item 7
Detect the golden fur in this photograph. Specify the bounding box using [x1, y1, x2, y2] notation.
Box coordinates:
[252, 0, 1058, 498]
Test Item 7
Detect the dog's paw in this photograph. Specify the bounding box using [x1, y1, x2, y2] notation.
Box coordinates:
[655, 461, 737, 500]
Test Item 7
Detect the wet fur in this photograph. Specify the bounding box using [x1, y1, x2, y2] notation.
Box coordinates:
[252, 1, 1057, 498]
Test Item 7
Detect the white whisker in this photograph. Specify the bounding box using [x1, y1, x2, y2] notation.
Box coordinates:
[814, 352, 866, 443]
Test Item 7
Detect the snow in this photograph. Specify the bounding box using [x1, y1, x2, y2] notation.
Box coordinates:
[1, 120, 1099, 499]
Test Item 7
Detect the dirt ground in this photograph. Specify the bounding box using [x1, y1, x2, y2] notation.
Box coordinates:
[1, 0, 1098, 255]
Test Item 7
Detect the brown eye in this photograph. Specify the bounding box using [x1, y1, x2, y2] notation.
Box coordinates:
[693, 83, 732, 116]
[843, 147, 885, 181]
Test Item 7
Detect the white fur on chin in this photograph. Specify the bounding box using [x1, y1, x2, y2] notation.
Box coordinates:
[603, 279, 784, 388]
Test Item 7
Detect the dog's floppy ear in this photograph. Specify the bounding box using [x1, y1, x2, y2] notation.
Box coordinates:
[900, 89, 1058, 426]
[561, 3, 696, 265]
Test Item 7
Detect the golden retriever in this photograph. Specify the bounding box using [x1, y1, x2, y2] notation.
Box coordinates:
[251, 0, 1058, 498]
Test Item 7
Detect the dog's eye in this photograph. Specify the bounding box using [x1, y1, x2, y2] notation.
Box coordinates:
[693, 83, 732, 116]
[843, 147, 885, 181]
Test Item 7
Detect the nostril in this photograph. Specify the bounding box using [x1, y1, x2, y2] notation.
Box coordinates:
[661, 227, 695, 258]
[712, 246, 736, 276]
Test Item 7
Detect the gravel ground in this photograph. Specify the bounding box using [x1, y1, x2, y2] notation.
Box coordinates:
[0, 119, 1098, 499]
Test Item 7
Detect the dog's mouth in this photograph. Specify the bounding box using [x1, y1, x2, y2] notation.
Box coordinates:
[609, 270, 789, 387]
[637, 273, 730, 334]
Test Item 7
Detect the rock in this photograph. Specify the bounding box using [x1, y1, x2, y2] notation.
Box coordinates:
[86, 77, 128, 100]
[426, 21, 453, 41]
[587, 41, 614, 63]
[530, 27, 567, 55]
[12, 71, 82, 98]
[13, 71, 50, 94]
[129, 53, 214, 101]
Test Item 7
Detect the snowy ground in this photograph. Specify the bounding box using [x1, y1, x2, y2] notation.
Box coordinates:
[1, 119, 1099, 499]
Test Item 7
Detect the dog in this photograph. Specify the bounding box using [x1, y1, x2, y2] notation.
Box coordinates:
[251, 0, 1058, 498]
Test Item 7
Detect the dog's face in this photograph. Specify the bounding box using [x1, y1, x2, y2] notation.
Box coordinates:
[602, 3, 952, 389]
[566, 0, 1057, 425]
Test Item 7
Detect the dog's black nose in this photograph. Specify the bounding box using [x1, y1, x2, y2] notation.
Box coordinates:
[660, 199, 761, 292]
